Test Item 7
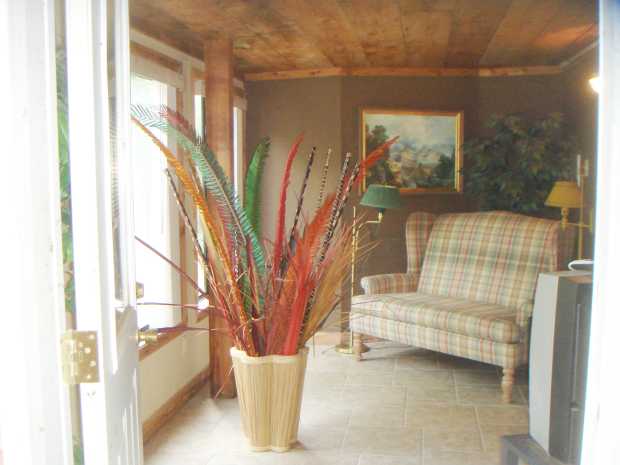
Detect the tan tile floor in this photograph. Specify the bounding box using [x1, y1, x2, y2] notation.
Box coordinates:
[144, 342, 529, 465]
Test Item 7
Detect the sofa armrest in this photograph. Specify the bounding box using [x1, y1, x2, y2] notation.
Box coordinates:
[516, 301, 534, 328]
[360, 273, 419, 295]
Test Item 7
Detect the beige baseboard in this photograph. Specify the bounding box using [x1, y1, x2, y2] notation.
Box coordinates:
[142, 366, 210, 444]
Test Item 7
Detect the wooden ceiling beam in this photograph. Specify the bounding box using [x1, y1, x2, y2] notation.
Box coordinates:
[244, 65, 563, 81]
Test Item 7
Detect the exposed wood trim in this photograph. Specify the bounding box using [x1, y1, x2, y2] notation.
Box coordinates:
[245, 67, 344, 80]
[244, 65, 563, 81]
[131, 41, 182, 74]
[474, 66, 561, 77]
[560, 40, 599, 69]
[142, 367, 210, 443]
[130, 28, 205, 71]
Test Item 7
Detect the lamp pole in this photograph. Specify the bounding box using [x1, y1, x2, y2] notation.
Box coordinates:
[335, 205, 383, 354]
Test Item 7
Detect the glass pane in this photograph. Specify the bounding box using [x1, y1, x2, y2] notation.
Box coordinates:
[55, 1, 84, 463]
[131, 75, 180, 329]
[108, 0, 125, 304]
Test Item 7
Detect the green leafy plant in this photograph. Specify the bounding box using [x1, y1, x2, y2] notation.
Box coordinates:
[463, 113, 576, 214]
[56, 50, 76, 313]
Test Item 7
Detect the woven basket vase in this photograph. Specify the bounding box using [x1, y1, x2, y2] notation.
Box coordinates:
[230, 347, 308, 452]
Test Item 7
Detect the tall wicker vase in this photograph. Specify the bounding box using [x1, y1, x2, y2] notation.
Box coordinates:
[230, 347, 308, 452]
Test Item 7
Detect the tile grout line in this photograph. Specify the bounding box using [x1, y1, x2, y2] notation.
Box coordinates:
[420, 426, 425, 465]
[474, 405, 487, 452]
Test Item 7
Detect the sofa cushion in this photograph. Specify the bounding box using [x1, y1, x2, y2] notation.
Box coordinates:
[351, 292, 521, 343]
[417, 211, 560, 310]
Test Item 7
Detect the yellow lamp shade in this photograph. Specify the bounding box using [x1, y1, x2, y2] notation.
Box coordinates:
[545, 181, 582, 209]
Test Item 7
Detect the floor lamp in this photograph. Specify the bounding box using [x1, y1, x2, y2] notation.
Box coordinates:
[336, 184, 402, 354]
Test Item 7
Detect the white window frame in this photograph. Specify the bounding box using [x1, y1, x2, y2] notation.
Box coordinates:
[130, 73, 182, 329]
[130, 30, 207, 336]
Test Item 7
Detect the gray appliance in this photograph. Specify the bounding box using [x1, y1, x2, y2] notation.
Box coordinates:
[529, 271, 592, 464]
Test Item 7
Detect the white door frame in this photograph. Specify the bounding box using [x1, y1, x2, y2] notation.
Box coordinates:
[581, 0, 620, 463]
[0, 1, 74, 464]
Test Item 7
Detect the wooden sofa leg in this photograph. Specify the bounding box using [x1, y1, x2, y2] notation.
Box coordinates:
[353, 332, 363, 361]
[501, 368, 515, 404]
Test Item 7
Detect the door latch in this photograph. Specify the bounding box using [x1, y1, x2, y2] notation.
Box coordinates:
[137, 327, 159, 344]
[61, 330, 99, 385]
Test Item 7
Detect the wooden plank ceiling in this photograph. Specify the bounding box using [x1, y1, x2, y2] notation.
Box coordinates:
[130, 0, 597, 77]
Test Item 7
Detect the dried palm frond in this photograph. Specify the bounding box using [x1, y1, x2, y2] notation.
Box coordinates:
[244, 138, 270, 238]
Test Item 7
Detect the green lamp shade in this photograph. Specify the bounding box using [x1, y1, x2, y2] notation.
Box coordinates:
[360, 184, 403, 211]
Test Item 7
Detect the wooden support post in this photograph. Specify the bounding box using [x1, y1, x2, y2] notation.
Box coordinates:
[204, 37, 236, 398]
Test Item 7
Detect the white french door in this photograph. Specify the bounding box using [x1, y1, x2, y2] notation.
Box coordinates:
[2, 0, 142, 464]
[64, 0, 142, 464]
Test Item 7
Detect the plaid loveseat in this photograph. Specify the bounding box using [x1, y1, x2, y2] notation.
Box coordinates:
[350, 211, 571, 403]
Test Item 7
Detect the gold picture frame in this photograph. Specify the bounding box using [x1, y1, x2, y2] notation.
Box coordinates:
[361, 108, 464, 194]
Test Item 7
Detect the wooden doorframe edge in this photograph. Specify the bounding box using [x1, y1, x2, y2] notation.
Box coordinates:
[142, 366, 211, 444]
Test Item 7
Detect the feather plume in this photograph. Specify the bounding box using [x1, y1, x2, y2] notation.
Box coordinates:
[271, 134, 304, 284]
[316, 149, 332, 211]
[244, 138, 270, 237]
[287, 147, 316, 250]
[316, 152, 352, 266]
[355, 136, 399, 187]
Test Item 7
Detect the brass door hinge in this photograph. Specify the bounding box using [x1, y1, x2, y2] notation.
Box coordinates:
[61, 330, 99, 385]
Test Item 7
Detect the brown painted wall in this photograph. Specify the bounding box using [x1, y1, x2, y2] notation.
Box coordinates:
[245, 69, 590, 328]
[245, 77, 342, 242]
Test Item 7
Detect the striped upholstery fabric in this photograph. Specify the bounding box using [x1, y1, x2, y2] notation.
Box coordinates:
[360, 273, 419, 294]
[417, 212, 560, 310]
[350, 314, 527, 368]
[360, 213, 435, 295]
[351, 292, 521, 343]
[352, 211, 569, 369]
[405, 212, 436, 275]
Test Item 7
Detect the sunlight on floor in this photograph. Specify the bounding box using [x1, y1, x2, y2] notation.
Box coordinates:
[144, 343, 529, 465]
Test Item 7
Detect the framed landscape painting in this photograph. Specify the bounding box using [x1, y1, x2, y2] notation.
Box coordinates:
[361, 108, 463, 193]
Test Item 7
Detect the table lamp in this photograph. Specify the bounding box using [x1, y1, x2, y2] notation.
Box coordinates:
[545, 180, 592, 259]
[336, 184, 402, 354]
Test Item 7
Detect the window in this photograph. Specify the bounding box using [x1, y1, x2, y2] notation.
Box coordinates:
[130, 73, 181, 329]
[233, 105, 245, 200]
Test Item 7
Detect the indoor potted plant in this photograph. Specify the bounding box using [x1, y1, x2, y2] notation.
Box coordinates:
[463, 112, 576, 215]
[132, 105, 395, 452]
